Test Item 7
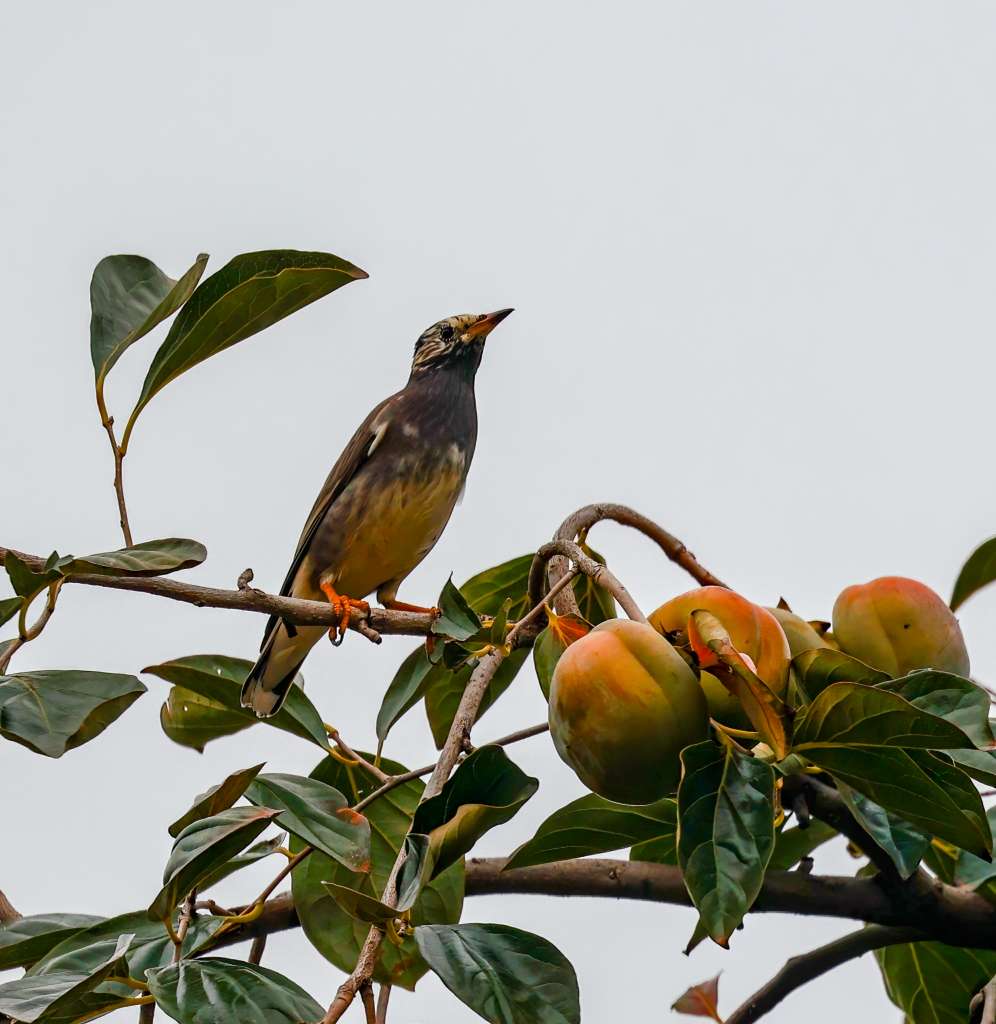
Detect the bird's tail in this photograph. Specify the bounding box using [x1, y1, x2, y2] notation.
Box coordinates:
[241, 621, 325, 717]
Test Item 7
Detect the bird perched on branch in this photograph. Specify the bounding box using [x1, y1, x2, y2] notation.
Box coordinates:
[241, 308, 514, 717]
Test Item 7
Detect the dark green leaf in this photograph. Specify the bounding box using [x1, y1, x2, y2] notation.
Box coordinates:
[951, 535, 996, 611]
[319, 882, 397, 925]
[876, 941, 996, 1024]
[413, 745, 538, 877]
[792, 648, 889, 701]
[875, 670, 994, 749]
[148, 807, 280, 920]
[168, 763, 266, 837]
[196, 834, 288, 892]
[836, 783, 930, 878]
[375, 646, 437, 748]
[0, 915, 104, 972]
[0, 933, 131, 1023]
[767, 820, 837, 872]
[128, 250, 366, 437]
[65, 539, 207, 578]
[572, 544, 615, 624]
[0, 596, 22, 628]
[630, 833, 679, 866]
[146, 958, 324, 1024]
[677, 741, 775, 947]
[793, 682, 975, 751]
[244, 773, 370, 873]
[949, 748, 996, 787]
[0, 670, 146, 758]
[144, 654, 327, 750]
[809, 747, 990, 857]
[415, 923, 580, 1024]
[459, 554, 535, 619]
[291, 752, 463, 992]
[89, 253, 208, 384]
[2, 551, 64, 600]
[424, 648, 529, 749]
[433, 575, 482, 640]
[159, 685, 255, 752]
[506, 794, 676, 870]
[27, 911, 221, 997]
[954, 810, 996, 889]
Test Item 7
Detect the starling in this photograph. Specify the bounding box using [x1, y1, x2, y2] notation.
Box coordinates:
[241, 308, 513, 716]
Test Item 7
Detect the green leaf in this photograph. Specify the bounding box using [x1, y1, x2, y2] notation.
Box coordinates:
[89, 253, 208, 384]
[415, 923, 580, 1024]
[433, 576, 482, 640]
[0, 915, 104, 972]
[0, 933, 132, 1023]
[953, 810, 996, 889]
[27, 911, 221, 995]
[168, 763, 266, 838]
[876, 941, 996, 1024]
[677, 741, 775, 947]
[0, 670, 146, 758]
[321, 834, 434, 925]
[195, 834, 288, 892]
[793, 682, 976, 752]
[767, 820, 838, 872]
[291, 752, 463, 992]
[630, 833, 679, 866]
[459, 554, 535, 619]
[812, 747, 990, 857]
[792, 649, 890, 700]
[144, 654, 327, 750]
[65, 539, 207, 578]
[571, 544, 615, 624]
[875, 670, 995, 749]
[0, 596, 22, 628]
[159, 685, 255, 752]
[532, 614, 590, 701]
[376, 646, 437, 748]
[146, 958, 325, 1024]
[836, 783, 930, 878]
[127, 250, 367, 442]
[413, 745, 539, 877]
[2, 550, 65, 600]
[244, 773, 371, 873]
[424, 648, 529, 749]
[948, 748, 996, 787]
[951, 535, 996, 611]
[506, 794, 676, 870]
[148, 806, 280, 921]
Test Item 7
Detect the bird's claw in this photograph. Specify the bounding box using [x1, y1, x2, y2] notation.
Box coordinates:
[320, 584, 370, 647]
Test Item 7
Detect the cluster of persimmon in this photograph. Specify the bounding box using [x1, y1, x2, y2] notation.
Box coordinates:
[548, 577, 970, 804]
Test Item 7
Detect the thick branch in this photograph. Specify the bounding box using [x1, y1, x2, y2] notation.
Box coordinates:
[0, 547, 433, 637]
[724, 925, 922, 1024]
[210, 858, 996, 954]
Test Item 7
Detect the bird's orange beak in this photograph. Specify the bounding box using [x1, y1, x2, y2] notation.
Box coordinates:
[465, 308, 514, 340]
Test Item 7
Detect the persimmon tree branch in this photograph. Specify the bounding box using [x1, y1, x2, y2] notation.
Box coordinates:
[94, 391, 134, 548]
[209, 857, 996, 953]
[723, 925, 922, 1024]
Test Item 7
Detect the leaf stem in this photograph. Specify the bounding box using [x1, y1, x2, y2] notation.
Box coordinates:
[96, 384, 134, 546]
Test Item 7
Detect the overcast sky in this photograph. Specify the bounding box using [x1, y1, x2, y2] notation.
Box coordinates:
[4, 3, 996, 1021]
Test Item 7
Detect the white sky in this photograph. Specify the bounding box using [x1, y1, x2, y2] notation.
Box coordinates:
[4, 3, 996, 1021]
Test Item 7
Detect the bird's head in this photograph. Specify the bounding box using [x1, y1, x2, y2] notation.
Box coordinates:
[410, 309, 514, 378]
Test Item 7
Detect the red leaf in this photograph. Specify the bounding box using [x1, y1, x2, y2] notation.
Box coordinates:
[671, 973, 723, 1022]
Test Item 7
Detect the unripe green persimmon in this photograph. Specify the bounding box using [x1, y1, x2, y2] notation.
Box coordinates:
[767, 607, 831, 658]
[831, 576, 970, 678]
[548, 619, 708, 803]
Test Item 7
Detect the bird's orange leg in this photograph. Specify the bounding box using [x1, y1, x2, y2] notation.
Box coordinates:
[319, 582, 370, 647]
[382, 599, 441, 655]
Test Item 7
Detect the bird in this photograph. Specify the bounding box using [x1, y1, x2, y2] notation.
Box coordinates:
[240, 308, 514, 717]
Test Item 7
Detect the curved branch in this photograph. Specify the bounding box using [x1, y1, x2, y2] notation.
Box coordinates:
[209, 858, 996, 954]
[724, 925, 922, 1024]
[531, 503, 726, 617]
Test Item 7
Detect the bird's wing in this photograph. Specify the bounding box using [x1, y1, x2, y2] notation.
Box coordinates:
[260, 391, 400, 645]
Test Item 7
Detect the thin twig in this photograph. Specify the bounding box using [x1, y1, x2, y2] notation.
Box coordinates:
[971, 976, 996, 1024]
[724, 925, 922, 1024]
[0, 579, 62, 674]
[173, 888, 198, 963]
[327, 728, 389, 783]
[359, 981, 377, 1024]
[247, 934, 267, 966]
[138, 1001, 155, 1023]
[375, 985, 391, 1024]
[96, 390, 134, 547]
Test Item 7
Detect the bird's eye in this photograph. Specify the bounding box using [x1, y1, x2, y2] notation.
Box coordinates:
[439, 324, 455, 341]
